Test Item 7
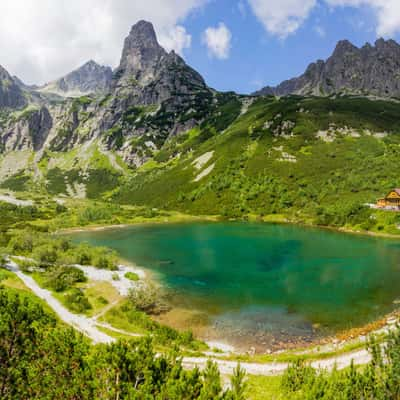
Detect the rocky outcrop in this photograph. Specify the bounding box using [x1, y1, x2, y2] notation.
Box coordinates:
[0, 65, 27, 109]
[96, 20, 213, 161]
[112, 20, 209, 105]
[0, 20, 214, 168]
[39, 60, 113, 97]
[254, 39, 400, 98]
[1, 107, 52, 151]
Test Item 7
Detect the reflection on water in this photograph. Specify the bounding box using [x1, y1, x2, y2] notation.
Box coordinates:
[71, 222, 400, 349]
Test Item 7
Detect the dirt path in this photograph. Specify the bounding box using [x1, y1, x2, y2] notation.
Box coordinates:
[6, 260, 374, 376]
[0, 194, 34, 206]
[6, 260, 114, 344]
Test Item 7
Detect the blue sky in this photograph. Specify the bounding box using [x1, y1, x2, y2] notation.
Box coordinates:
[1, 1, 400, 92]
[179, 0, 400, 94]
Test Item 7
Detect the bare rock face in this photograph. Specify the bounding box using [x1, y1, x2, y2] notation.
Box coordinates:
[1, 107, 52, 151]
[115, 20, 166, 86]
[0, 20, 215, 169]
[255, 39, 400, 98]
[97, 20, 213, 158]
[40, 60, 113, 97]
[112, 20, 209, 105]
[0, 65, 27, 109]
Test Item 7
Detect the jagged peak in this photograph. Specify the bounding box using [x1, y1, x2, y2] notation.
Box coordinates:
[0, 63, 12, 78]
[116, 20, 166, 80]
[332, 39, 358, 56]
[128, 20, 159, 45]
[374, 37, 400, 49]
[68, 60, 112, 75]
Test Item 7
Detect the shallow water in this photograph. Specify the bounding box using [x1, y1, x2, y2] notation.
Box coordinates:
[71, 222, 400, 350]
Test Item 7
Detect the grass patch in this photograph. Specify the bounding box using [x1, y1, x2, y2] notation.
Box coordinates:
[245, 375, 284, 400]
[125, 271, 139, 281]
[82, 281, 122, 317]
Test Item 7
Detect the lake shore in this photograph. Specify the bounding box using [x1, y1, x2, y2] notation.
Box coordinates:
[66, 216, 400, 356]
[58, 210, 400, 241]
[153, 295, 400, 355]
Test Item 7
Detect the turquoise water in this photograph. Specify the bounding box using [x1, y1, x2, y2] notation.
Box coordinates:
[71, 222, 400, 348]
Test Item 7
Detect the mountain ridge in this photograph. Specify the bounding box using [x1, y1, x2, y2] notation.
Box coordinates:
[254, 38, 400, 98]
[0, 20, 216, 169]
[38, 60, 113, 97]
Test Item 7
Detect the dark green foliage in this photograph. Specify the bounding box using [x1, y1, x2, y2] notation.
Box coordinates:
[64, 288, 92, 313]
[281, 327, 400, 399]
[0, 172, 30, 191]
[0, 287, 57, 399]
[202, 92, 242, 133]
[46, 167, 71, 195]
[0, 202, 41, 227]
[119, 301, 197, 348]
[114, 95, 400, 234]
[44, 266, 86, 292]
[85, 168, 121, 198]
[46, 166, 121, 198]
[0, 286, 243, 399]
[7, 230, 117, 270]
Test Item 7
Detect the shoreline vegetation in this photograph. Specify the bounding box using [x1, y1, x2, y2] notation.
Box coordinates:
[0, 192, 400, 354]
[1, 195, 400, 371]
[56, 209, 400, 240]
[2, 201, 400, 399]
[60, 215, 400, 357]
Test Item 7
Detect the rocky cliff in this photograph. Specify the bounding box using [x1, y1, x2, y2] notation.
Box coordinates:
[39, 60, 113, 97]
[0, 20, 215, 169]
[0, 65, 27, 109]
[255, 39, 400, 98]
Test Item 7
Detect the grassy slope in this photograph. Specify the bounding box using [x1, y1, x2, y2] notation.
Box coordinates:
[3, 94, 400, 234]
[113, 95, 400, 234]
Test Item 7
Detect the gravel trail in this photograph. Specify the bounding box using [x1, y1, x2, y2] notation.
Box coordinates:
[6, 260, 375, 376]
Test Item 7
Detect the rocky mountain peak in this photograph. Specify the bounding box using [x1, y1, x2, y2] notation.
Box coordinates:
[332, 39, 358, 56]
[116, 20, 166, 83]
[254, 38, 400, 98]
[39, 60, 112, 97]
[129, 20, 159, 48]
[0, 64, 27, 109]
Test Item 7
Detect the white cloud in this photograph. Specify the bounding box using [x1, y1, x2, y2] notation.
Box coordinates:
[247, 0, 317, 38]
[159, 25, 192, 55]
[0, 0, 207, 85]
[247, 0, 400, 39]
[202, 23, 232, 59]
[325, 0, 400, 37]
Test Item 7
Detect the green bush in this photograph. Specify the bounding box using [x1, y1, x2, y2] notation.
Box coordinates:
[45, 266, 87, 292]
[0, 286, 241, 399]
[128, 282, 159, 314]
[281, 328, 400, 399]
[124, 271, 139, 281]
[64, 288, 92, 313]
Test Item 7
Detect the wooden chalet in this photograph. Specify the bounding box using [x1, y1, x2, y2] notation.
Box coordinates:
[377, 189, 400, 209]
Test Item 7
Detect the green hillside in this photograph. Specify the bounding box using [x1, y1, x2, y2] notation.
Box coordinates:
[112, 95, 400, 234]
[3, 94, 400, 235]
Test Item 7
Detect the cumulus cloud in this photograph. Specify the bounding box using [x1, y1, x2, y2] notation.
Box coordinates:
[325, 0, 400, 37]
[202, 23, 232, 59]
[158, 25, 192, 54]
[0, 0, 207, 85]
[247, 0, 400, 39]
[247, 0, 317, 38]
